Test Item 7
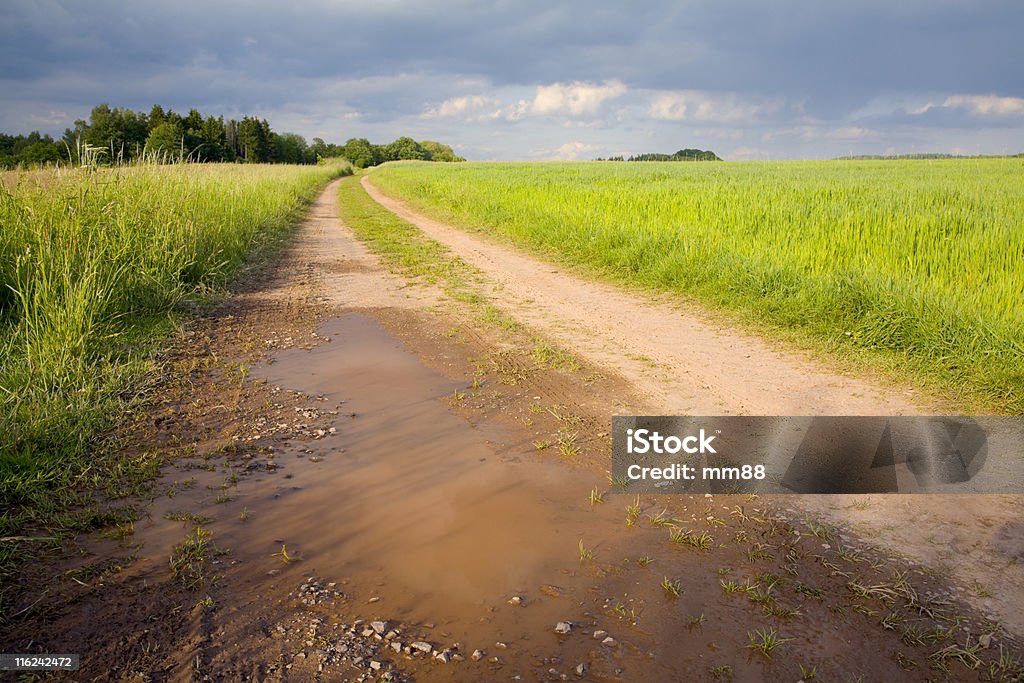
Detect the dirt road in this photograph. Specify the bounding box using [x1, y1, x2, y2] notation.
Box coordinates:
[5, 178, 1020, 682]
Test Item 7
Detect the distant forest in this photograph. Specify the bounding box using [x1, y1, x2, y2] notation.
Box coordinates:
[598, 148, 721, 162]
[836, 153, 1024, 160]
[0, 103, 464, 168]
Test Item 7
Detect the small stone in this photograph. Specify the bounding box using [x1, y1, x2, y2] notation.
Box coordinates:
[391, 642, 402, 653]
[369, 661, 382, 671]
[592, 630, 607, 640]
[576, 663, 587, 676]
[508, 595, 523, 606]
[367, 596, 380, 603]
[471, 649, 486, 661]
[352, 656, 364, 665]
[371, 621, 387, 635]
[602, 636, 617, 647]
[361, 628, 374, 637]
[435, 650, 452, 663]
[412, 641, 433, 654]
[495, 641, 508, 649]
[385, 630, 399, 640]
[979, 633, 993, 649]
[555, 622, 573, 635]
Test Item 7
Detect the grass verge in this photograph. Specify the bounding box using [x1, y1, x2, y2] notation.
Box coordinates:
[0, 160, 350, 593]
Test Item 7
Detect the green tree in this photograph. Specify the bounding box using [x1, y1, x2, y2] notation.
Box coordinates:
[237, 116, 272, 162]
[272, 132, 311, 164]
[384, 136, 425, 161]
[340, 137, 380, 168]
[148, 104, 167, 132]
[419, 140, 464, 162]
[198, 116, 226, 162]
[145, 121, 184, 160]
[85, 103, 148, 160]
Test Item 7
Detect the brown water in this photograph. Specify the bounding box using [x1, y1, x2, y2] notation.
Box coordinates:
[244, 314, 601, 632]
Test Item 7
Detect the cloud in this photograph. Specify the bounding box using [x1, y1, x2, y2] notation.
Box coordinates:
[1, 0, 1021, 159]
[647, 91, 785, 123]
[421, 94, 502, 119]
[530, 80, 627, 116]
[917, 94, 1024, 117]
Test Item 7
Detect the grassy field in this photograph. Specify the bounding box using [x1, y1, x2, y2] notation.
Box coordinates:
[370, 160, 1024, 413]
[0, 161, 348, 575]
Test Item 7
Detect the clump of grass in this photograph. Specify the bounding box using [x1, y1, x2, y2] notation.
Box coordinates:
[578, 539, 593, 561]
[625, 495, 641, 526]
[662, 576, 683, 598]
[271, 543, 302, 564]
[589, 487, 604, 505]
[172, 502, 213, 519]
[710, 664, 733, 680]
[747, 627, 792, 659]
[170, 527, 217, 589]
[647, 508, 672, 528]
[555, 430, 580, 457]
[531, 338, 580, 371]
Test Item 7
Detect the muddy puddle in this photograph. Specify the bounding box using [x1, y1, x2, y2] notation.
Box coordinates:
[116, 313, 1015, 682]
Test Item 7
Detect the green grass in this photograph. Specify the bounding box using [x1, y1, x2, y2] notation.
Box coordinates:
[0, 160, 349, 588]
[370, 159, 1024, 412]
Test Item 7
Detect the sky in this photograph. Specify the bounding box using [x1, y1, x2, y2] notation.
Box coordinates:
[2, 0, 1022, 161]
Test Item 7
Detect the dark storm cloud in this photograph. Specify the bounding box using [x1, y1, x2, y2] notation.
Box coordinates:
[1, 0, 1021, 158]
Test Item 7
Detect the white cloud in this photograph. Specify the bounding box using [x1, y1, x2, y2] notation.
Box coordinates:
[648, 90, 784, 123]
[941, 94, 1024, 117]
[908, 94, 1024, 118]
[423, 80, 627, 123]
[530, 80, 627, 116]
[421, 94, 501, 119]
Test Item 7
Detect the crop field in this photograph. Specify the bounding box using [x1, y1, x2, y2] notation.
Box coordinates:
[0, 161, 347, 552]
[371, 160, 1024, 413]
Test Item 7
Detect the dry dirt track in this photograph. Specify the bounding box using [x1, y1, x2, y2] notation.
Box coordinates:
[359, 174, 1024, 637]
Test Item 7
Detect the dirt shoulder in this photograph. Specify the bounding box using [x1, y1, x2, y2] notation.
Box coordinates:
[2, 178, 1020, 682]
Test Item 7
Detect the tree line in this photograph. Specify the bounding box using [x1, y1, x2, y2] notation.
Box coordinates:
[1, 103, 464, 168]
[598, 148, 721, 162]
[318, 137, 465, 167]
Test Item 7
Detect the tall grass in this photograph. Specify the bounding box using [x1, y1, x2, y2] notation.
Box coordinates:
[0, 161, 348, 543]
[371, 160, 1024, 412]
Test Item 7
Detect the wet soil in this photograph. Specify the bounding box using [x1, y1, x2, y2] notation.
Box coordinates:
[2, 180, 1021, 682]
